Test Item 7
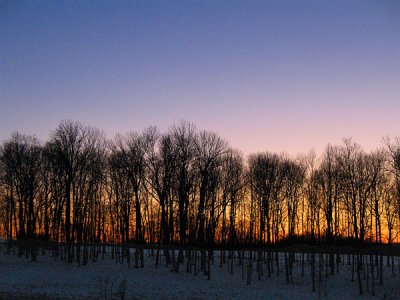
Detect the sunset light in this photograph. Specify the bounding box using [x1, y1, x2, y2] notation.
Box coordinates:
[0, 1, 399, 299]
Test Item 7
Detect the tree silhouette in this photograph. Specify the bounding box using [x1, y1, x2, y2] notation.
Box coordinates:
[0, 122, 399, 256]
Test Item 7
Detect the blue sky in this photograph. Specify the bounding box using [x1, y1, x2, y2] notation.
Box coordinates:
[1, 1, 399, 155]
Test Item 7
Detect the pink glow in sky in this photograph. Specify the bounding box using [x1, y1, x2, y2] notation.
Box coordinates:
[1, 1, 399, 156]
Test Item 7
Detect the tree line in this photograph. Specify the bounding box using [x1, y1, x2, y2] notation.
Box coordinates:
[0, 120, 399, 256]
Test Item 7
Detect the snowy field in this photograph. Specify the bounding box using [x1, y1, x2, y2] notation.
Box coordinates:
[0, 245, 399, 299]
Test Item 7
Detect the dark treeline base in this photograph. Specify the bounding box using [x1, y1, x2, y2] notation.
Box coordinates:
[5, 238, 400, 258]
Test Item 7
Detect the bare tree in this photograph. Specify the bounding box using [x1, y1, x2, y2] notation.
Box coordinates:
[365, 150, 386, 243]
[302, 150, 320, 241]
[221, 149, 244, 246]
[48, 121, 86, 248]
[383, 137, 400, 223]
[248, 152, 282, 245]
[193, 130, 227, 246]
[0, 133, 42, 259]
[146, 129, 175, 263]
[317, 144, 343, 245]
[337, 139, 364, 243]
[282, 156, 305, 241]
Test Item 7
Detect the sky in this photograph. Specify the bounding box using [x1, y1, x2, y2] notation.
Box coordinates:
[1, 0, 399, 156]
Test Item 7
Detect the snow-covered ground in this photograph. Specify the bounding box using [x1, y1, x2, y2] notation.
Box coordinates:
[0, 245, 399, 299]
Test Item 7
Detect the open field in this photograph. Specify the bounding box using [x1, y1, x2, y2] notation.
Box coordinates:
[0, 243, 399, 299]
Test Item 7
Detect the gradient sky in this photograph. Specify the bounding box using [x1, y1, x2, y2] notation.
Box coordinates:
[1, 1, 399, 156]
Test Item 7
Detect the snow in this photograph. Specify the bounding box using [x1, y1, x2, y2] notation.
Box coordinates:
[0, 245, 399, 299]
